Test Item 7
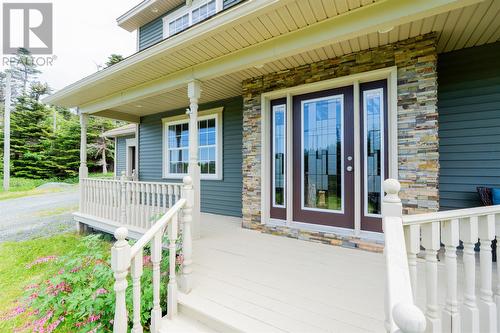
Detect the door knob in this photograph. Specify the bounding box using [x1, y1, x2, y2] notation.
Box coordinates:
[346, 166, 353, 172]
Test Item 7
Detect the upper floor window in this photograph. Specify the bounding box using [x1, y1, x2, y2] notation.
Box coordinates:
[165, 0, 221, 37]
[192, 0, 216, 24]
[169, 13, 189, 35]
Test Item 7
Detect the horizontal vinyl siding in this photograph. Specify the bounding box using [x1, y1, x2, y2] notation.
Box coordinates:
[438, 42, 500, 210]
[139, 97, 243, 217]
[116, 135, 134, 176]
[138, 17, 163, 50]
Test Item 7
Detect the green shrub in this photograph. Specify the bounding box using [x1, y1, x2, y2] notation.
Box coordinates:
[5, 234, 178, 332]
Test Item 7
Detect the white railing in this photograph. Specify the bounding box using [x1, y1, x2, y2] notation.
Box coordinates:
[384, 178, 500, 333]
[111, 176, 194, 333]
[382, 179, 426, 333]
[80, 175, 183, 230]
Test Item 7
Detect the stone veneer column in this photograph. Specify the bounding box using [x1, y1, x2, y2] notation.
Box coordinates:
[242, 33, 439, 230]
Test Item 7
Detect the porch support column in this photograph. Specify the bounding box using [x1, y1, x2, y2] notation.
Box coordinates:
[79, 112, 89, 179]
[188, 80, 201, 239]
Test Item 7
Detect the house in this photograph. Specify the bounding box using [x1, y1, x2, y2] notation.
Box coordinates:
[103, 124, 138, 178]
[43, 0, 500, 332]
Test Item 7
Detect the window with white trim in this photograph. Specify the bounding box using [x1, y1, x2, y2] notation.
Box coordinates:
[192, 0, 216, 24]
[163, 110, 223, 180]
[169, 13, 189, 35]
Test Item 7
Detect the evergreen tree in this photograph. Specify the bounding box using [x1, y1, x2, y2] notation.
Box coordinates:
[45, 115, 81, 178]
[10, 96, 52, 179]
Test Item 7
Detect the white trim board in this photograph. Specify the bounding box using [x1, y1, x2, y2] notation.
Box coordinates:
[260, 67, 398, 236]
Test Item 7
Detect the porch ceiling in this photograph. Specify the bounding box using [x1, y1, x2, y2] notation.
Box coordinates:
[45, 0, 499, 120]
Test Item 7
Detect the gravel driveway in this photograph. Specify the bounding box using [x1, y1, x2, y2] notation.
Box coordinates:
[0, 186, 79, 243]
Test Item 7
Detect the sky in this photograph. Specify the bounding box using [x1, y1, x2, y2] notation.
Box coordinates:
[1, 0, 139, 92]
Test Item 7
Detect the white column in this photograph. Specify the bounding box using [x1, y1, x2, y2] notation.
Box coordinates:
[496, 214, 500, 333]
[187, 80, 201, 239]
[79, 113, 89, 179]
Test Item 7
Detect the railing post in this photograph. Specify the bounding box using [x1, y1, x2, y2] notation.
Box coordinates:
[111, 227, 131, 333]
[421, 221, 441, 333]
[167, 212, 179, 318]
[382, 179, 425, 333]
[495, 213, 500, 333]
[180, 176, 193, 293]
[120, 171, 127, 225]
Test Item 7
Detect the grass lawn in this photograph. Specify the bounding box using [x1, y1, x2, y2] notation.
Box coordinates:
[0, 172, 114, 201]
[0, 234, 83, 331]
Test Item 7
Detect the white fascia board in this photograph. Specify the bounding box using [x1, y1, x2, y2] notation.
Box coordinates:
[78, 0, 480, 115]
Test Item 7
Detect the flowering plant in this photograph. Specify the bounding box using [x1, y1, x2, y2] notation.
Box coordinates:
[5, 234, 178, 333]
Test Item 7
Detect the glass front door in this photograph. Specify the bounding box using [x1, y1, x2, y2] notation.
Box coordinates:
[293, 86, 355, 228]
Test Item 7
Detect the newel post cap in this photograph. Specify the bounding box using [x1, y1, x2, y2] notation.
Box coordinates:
[183, 175, 193, 187]
[114, 227, 128, 242]
[383, 179, 401, 203]
[392, 303, 426, 333]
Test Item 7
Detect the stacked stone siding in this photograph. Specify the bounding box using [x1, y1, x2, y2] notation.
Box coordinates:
[241, 33, 438, 250]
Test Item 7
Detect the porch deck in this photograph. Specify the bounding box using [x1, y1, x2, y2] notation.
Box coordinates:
[177, 214, 386, 332]
[165, 214, 495, 333]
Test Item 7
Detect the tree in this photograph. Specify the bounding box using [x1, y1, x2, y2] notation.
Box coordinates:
[87, 118, 116, 174]
[105, 54, 124, 68]
[9, 96, 52, 179]
[29, 82, 52, 101]
[8, 48, 41, 97]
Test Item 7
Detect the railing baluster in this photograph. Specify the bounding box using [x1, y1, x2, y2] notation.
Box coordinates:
[478, 214, 497, 332]
[174, 184, 180, 204]
[404, 224, 420, 302]
[421, 221, 441, 333]
[111, 228, 131, 333]
[180, 176, 193, 293]
[168, 185, 173, 208]
[162, 185, 167, 213]
[131, 249, 143, 333]
[460, 216, 480, 332]
[168, 212, 178, 319]
[496, 213, 500, 332]
[146, 184, 151, 225]
[120, 175, 127, 225]
[441, 219, 460, 333]
[141, 183, 146, 228]
[150, 232, 162, 333]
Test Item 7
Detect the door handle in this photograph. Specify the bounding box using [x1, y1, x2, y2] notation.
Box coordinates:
[346, 166, 353, 172]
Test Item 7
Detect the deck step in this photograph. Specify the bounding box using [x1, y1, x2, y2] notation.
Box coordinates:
[171, 291, 286, 333]
[159, 312, 219, 333]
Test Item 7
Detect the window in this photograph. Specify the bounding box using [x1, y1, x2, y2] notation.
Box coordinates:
[272, 103, 286, 208]
[163, 109, 223, 180]
[192, 0, 216, 24]
[169, 13, 189, 35]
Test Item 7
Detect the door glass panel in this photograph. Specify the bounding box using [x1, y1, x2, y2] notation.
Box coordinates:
[302, 96, 343, 212]
[273, 103, 286, 207]
[363, 89, 384, 216]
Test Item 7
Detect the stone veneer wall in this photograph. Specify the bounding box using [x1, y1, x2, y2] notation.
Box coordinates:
[241, 33, 439, 250]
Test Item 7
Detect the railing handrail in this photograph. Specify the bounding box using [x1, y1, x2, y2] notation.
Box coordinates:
[130, 198, 186, 258]
[402, 204, 500, 225]
[82, 177, 182, 187]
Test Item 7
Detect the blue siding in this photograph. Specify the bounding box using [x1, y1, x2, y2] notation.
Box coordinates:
[116, 135, 135, 176]
[138, 17, 163, 50]
[139, 97, 243, 217]
[438, 42, 500, 210]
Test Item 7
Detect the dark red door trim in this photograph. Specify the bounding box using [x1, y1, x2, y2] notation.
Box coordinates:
[270, 98, 287, 220]
[292, 86, 355, 228]
[359, 80, 389, 233]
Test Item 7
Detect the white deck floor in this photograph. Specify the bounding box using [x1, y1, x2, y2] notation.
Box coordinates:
[167, 215, 495, 333]
[188, 215, 387, 332]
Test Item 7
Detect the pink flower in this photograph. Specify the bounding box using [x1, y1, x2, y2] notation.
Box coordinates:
[143, 255, 151, 265]
[92, 288, 108, 299]
[26, 256, 57, 269]
[176, 254, 184, 265]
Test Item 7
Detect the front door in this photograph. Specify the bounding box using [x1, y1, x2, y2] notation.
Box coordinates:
[269, 80, 388, 231]
[293, 86, 355, 228]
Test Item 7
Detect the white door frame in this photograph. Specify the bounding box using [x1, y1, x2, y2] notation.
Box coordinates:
[260, 66, 398, 239]
[125, 138, 137, 177]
